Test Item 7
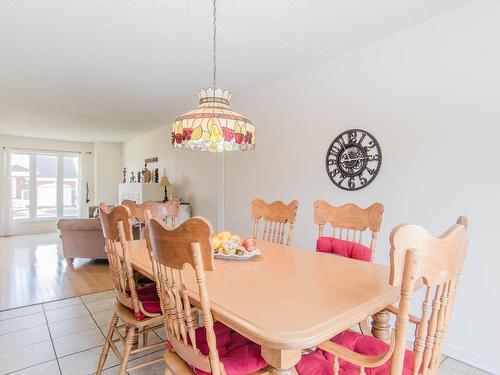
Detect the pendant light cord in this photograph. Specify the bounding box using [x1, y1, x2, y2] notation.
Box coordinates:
[213, 0, 217, 88]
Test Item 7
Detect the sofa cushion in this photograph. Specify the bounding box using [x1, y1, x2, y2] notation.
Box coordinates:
[316, 237, 371, 262]
[297, 330, 415, 375]
[193, 321, 268, 375]
[126, 283, 162, 319]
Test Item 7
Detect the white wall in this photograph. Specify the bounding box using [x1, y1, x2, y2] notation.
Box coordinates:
[224, 1, 499, 372]
[0, 134, 95, 234]
[121, 1, 499, 371]
[94, 142, 122, 205]
[122, 126, 219, 225]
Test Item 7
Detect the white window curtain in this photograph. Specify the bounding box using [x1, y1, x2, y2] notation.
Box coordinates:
[1, 148, 13, 236]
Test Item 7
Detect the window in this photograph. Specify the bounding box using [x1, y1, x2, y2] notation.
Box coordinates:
[10, 151, 81, 220]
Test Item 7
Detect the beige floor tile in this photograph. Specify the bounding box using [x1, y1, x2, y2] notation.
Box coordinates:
[440, 363, 465, 375]
[127, 351, 165, 374]
[53, 327, 105, 358]
[85, 297, 116, 314]
[49, 313, 98, 339]
[45, 304, 90, 323]
[0, 304, 43, 321]
[0, 325, 50, 353]
[111, 333, 164, 362]
[99, 322, 126, 341]
[10, 360, 61, 375]
[97, 350, 165, 375]
[92, 308, 116, 326]
[43, 297, 82, 311]
[0, 312, 46, 335]
[81, 290, 115, 304]
[442, 358, 492, 375]
[0, 339, 56, 374]
[59, 345, 119, 375]
[154, 326, 167, 341]
[97, 365, 121, 375]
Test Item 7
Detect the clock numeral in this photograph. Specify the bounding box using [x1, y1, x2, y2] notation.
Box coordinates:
[349, 130, 358, 143]
[348, 178, 356, 190]
[358, 133, 366, 145]
[338, 136, 347, 147]
[368, 154, 379, 161]
[329, 168, 340, 178]
[364, 140, 376, 151]
[329, 145, 340, 157]
[359, 176, 368, 185]
[328, 159, 336, 166]
[366, 167, 375, 176]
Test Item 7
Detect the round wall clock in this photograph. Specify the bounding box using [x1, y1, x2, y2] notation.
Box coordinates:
[325, 129, 382, 191]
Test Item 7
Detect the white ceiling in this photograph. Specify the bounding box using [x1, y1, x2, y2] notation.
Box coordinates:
[0, 0, 473, 142]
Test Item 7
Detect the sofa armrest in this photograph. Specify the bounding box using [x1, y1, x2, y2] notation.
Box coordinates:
[57, 218, 102, 231]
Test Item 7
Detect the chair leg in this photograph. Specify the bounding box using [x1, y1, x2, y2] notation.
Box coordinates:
[119, 326, 136, 375]
[96, 313, 119, 374]
[143, 325, 148, 347]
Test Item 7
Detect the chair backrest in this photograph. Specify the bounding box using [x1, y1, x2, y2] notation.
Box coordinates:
[313, 200, 384, 260]
[99, 203, 143, 319]
[145, 215, 223, 374]
[388, 216, 469, 374]
[123, 200, 180, 238]
[251, 198, 298, 246]
[123, 199, 180, 227]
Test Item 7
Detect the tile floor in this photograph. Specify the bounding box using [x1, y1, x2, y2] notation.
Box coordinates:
[0, 290, 168, 375]
[0, 290, 493, 374]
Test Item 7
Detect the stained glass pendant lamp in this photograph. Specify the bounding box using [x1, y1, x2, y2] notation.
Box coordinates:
[171, 0, 255, 153]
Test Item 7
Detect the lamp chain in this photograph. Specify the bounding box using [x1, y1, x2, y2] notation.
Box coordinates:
[213, 0, 217, 88]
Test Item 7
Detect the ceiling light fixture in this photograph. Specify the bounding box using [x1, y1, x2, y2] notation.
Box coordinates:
[171, 0, 255, 153]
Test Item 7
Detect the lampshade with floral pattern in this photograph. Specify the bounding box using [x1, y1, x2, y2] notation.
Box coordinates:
[171, 88, 255, 153]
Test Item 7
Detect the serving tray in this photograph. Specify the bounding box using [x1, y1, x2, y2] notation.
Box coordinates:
[214, 249, 261, 260]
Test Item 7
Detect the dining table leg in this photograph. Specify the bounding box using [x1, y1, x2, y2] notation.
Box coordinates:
[371, 309, 391, 342]
[261, 347, 301, 375]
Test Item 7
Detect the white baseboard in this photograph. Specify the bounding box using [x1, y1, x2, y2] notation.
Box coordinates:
[443, 343, 499, 374]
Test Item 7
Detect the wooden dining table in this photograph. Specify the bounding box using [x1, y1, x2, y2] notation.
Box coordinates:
[118, 239, 399, 374]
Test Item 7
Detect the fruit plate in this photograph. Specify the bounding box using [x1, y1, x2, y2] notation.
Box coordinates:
[214, 249, 261, 260]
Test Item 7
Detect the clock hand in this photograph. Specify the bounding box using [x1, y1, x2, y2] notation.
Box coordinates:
[349, 156, 370, 161]
[339, 140, 350, 161]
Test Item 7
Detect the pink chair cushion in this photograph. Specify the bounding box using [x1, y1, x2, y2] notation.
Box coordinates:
[193, 321, 268, 375]
[126, 283, 161, 319]
[297, 330, 415, 375]
[316, 237, 371, 262]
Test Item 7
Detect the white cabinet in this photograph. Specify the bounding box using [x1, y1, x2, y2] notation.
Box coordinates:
[118, 183, 163, 204]
[177, 204, 192, 225]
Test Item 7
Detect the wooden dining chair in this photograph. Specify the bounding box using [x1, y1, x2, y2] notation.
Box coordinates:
[251, 198, 298, 246]
[96, 203, 165, 375]
[144, 215, 268, 375]
[296, 216, 469, 375]
[122, 199, 180, 237]
[313, 200, 384, 261]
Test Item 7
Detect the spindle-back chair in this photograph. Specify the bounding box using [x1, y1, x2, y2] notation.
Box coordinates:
[96, 203, 164, 375]
[313, 200, 384, 260]
[145, 215, 226, 374]
[252, 198, 298, 246]
[315, 216, 469, 375]
[122, 200, 180, 237]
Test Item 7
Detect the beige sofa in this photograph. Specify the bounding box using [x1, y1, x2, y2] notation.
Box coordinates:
[57, 218, 107, 264]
